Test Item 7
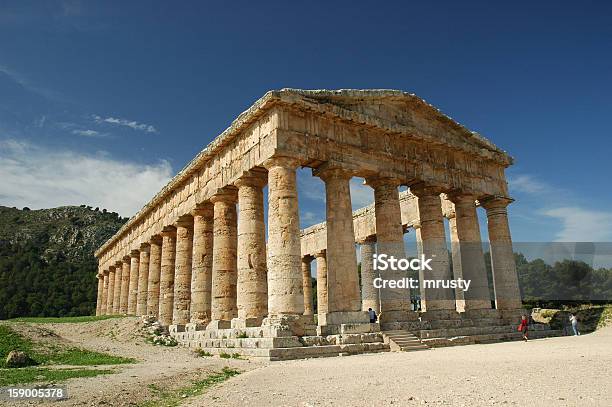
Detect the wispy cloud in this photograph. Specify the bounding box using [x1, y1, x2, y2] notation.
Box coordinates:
[0, 64, 62, 100]
[94, 115, 158, 133]
[71, 129, 107, 138]
[0, 139, 172, 216]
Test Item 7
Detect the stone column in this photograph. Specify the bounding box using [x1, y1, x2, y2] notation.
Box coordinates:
[208, 188, 238, 328]
[265, 157, 304, 315]
[368, 177, 410, 318]
[359, 236, 379, 312]
[411, 184, 455, 312]
[301, 256, 314, 316]
[147, 235, 163, 317]
[127, 250, 140, 315]
[119, 257, 130, 314]
[189, 203, 214, 327]
[159, 227, 177, 326]
[101, 270, 109, 315]
[136, 244, 150, 316]
[481, 197, 522, 310]
[314, 250, 328, 314]
[316, 167, 361, 313]
[235, 170, 268, 327]
[172, 215, 194, 327]
[96, 274, 104, 316]
[448, 215, 465, 312]
[113, 261, 122, 314]
[448, 194, 491, 311]
[107, 267, 116, 315]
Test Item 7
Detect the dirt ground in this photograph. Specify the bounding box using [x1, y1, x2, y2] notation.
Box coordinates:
[2, 318, 611, 406]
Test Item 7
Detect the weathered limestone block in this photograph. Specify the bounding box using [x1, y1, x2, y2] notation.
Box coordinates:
[127, 250, 140, 315]
[315, 250, 328, 314]
[209, 188, 238, 325]
[265, 157, 304, 315]
[301, 256, 314, 316]
[107, 268, 115, 315]
[236, 171, 268, 325]
[359, 236, 379, 312]
[368, 177, 411, 317]
[159, 227, 177, 326]
[173, 215, 194, 326]
[190, 203, 214, 326]
[316, 167, 360, 313]
[481, 197, 522, 310]
[147, 236, 162, 317]
[447, 193, 491, 311]
[412, 184, 455, 312]
[136, 244, 150, 316]
[113, 262, 122, 314]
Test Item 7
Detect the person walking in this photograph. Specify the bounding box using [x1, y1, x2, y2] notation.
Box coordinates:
[570, 314, 580, 336]
[518, 315, 529, 341]
[368, 308, 377, 323]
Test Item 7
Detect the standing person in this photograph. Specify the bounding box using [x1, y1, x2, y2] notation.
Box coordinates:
[570, 314, 580, 336]
[368, 307, 377, 323]
[518, 315, 529, 341]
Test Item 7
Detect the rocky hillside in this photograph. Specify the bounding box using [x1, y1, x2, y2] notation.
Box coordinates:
[0, 206, 127, 319]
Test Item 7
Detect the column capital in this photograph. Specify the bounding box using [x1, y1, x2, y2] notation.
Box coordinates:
[103, 269, 109, 275]
[210, 186, 238, 204]
[364, 176, 402, 189]
[314, 249, 327, 259]
[130, 249, 140, 258]
[160, 225, 177, 237]
[263, 155, 301, 170]
[480, 196, 514, 210]
[150, 234, 163, 245]
[312, 161, 355, 181]
[115, 260, 123, 267]
[235, 168, 268, 188]
[445, 191, 477, 204]
[302, 254, 314, 263]
[409, 182, 445, 197]
[139, 242, 151, 252]
[191, 201, 214, 217]
[357, 235, 377, 244]
[175, 214, 194, 229]
[122, 255, 131, 263]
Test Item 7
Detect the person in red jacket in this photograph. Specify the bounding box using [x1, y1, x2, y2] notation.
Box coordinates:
[518, 315, 529, 341]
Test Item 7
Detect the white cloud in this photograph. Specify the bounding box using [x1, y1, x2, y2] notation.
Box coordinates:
[0, 139, 172, 216]
[542, 207, 612, 242]
[508, 174, 553, 194]
[71, 129, 106, 137]
[0, 64, 62, 100]
[94, 115, 158, 133]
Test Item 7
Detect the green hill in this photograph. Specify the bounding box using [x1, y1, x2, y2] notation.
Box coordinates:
[0, 206, 127, 319]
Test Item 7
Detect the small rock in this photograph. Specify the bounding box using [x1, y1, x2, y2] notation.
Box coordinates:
[5, 350, 36, 368]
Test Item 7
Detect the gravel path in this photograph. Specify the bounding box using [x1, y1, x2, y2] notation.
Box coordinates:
[187, 327, 612, 407]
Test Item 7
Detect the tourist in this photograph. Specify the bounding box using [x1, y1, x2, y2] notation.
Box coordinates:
[518, 315, 529, 341]
[570, 314, 580, 336]
[368, 308, 377, 323]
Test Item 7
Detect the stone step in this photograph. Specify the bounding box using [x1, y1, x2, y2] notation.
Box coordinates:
[419, 324, 551, 339]
[421, 329, 564, 348]
[382, 330, 429, 352]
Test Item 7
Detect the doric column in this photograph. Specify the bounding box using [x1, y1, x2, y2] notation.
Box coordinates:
[113, 261, 122, 314]
[101, 270, 109, 315]
[119, 257, 130, 314]
[315, 167, 360, 313]
[367, 177, 410, 317]
[172, 215, 194, 326]
[236, 170, 268, 326]
[411, 184, 454, 312]
[301, 256, 314, 316]
[447, 214, 465, 312]
[358, 236, 379, 312]
[264, 157, 304, 315]
[136, 244, 150, 316]
[96, 273, 104, 316]
[481, 197, 522, 310]
[190, 203, 214, 326]
[448, 193, 491, 311]
[159, 227, 177, 326]
[209, 188, 238, 327]
[107, 267, 116, 315]
[127, 250, 140, 315]
[314, 250, 328, 314]
[147, 235, 163, 317]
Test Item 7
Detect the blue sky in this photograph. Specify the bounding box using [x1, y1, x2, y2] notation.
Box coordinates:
[1, 0, 611, 243]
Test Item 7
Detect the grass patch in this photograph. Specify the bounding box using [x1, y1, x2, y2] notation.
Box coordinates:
[9, 315, 125, 324]
[194, 348, 213, 357]
[219, 352, 231, 359]
[0, 367, 113, 386]
[0, 325, 135, 369]
[139, 367, 240, 407]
